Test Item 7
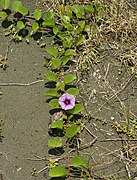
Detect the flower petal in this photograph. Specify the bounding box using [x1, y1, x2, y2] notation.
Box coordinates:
[59, 93, 67, 102]
[66, 93, 75, 100]
[64, 104, 74, 110]
[59, 100, 66, 109]
[70, 98, 75, 107]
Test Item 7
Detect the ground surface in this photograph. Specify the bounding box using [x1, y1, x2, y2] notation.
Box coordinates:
[0, 0, 137, 180]
[0, 1, 52, 180]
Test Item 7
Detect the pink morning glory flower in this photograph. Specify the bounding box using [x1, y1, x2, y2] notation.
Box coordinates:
[59, 93, 75, 110]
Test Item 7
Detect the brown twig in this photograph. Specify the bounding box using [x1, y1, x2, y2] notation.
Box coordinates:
[0, 79, 44, 86]
[100, 138, 137, 141]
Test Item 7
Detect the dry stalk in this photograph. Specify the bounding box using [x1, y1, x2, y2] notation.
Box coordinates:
[0, 79, 44, 86]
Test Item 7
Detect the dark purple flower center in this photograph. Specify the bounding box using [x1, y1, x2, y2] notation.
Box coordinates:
[64, 99, 70, 105]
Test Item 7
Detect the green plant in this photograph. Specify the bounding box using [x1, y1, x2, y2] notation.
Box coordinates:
[0, 0, 105, 179]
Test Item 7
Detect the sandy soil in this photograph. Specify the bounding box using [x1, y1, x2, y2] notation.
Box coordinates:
[0, 1, 52, 178]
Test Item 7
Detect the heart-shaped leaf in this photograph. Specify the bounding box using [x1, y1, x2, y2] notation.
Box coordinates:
[18, 5, 28, 16]
[66, 124, 80, 138]
[12, 1, 28, 15]
[17, 21, 25, 29]
[75, 35, 84, 46]
[45, 71, 57, 81]
[65, 49, 76, 56]
[46, 47, 58, 58]
[53, 25, 58, 35]
[45, 89, 58, 97]
[32, 22, 39, 31]
[51, 120, 63, 129]
[48, 137, 63, 148]
[0, 0, 10, 9]
[72, 155, 87, 168]
[69, 104, 84, 114]
[34, 8, 42, 20]
[49, 166, 66, 177]
[12, 1, 22, 12]
[64, 74, 76, 84]
[60, 56, 70, 65]
[66, 88, 79, 96]
[51, 58, 61, 69]
[45, 11, 54, 20]
[84, 5, 94, 13]
[49, 99, 59, 108]
[42, 19, 55, 27]
[0, 11, 7, 19]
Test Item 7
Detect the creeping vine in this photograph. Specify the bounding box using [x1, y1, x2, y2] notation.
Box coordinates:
[0, 0, 105, 179]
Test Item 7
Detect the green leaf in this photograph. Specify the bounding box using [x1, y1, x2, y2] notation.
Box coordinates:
[66, 125, 80, 138]
[60, 56, 70, 65]
[45, 11, 54, 20]
[12, 1, 28, 15]
[56, 82, 65, 91]
[45, 89, 58, 97]
[75, 35, 84, 46]
[49, 166, 66, 177]
[66, 88, 79, 96]
[51, 120, 63, 129]
[64, 74, 76, 84]
[0, 11, 7, 19]
[58, 32, 73, 49]
[61, 16, 73, 30]
[12, 1, 22, 12]
[84, 5, 94, 13]
[78, 21, 85, 29]
[48, 137, 63, 148]
[17, 20, 25, 29]
[0, 0, 10, 9]
[53, 25, 58, 35]
[76, 26, 83, 34]
[51, 58, 61, 69]
[61, 14, 70, 23]
[34, 8, 42, 20]
[49, 99, 59, 108]
[46, 47, 58, 58]
[65, 5, 73, 18]
[42, 19, 55, 27]
[72, 155, 87, 168]
[72, 4, 85, 18]
[66, 22, 73, 31]
[69, 104, 84, 114]
[32, 22, 39, 31]
[65, 49, 76, 56]
[45, 71, 57, 81]
[18, 5, 28, 16]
